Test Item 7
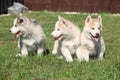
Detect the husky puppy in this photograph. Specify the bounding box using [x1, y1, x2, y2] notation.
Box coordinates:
[76, 15, 105, 62]
[9, 13, 46, 57]
[51, 16, 81, 62]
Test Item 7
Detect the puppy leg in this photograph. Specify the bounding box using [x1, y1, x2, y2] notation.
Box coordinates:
[76, 46, 89, 62]
[16, 44, 28, 57]
[98, 43, 105, 60]
[52, 40, 59, 55]
[37, 41, 46, 56]
[52, 40, 63, 58]
[16, 40, 28, 57]
[76, 47, 83, 62]
[61, 46, 73, 62]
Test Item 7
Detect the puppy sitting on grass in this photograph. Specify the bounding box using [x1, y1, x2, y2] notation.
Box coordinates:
[76, 15, 105, 62]
[9, 13, 46, 57]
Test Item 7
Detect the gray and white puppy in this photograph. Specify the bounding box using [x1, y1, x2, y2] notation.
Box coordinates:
[9, 13, 46, 57]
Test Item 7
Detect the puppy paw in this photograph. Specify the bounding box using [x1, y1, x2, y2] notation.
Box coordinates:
[15, 53, 26, 57]
[99, 57, 104, 60]
[57, 55, 63, 59]
[66, 58, 73, 62]
[52, 50, 57, 55]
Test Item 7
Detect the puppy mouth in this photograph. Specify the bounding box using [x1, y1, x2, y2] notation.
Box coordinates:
[14, 31, 22, 38]
[90, 33, 100, 42]
[52, 34, 63, 40]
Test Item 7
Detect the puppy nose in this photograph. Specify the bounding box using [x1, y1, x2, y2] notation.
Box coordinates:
[51, 34, 53, 37]
[9, 30, 11, 32]
[96, 33, 99, 36]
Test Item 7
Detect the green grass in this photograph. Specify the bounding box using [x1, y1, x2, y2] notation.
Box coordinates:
[0, 11, 120, 80]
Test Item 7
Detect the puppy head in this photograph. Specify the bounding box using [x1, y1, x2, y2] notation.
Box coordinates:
[9, 13, 30, 38]
[51, 16, 70, 40]
[84, 15, 103, 42]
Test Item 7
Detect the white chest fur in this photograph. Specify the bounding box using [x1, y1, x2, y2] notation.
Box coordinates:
[22, 39, 35, 46]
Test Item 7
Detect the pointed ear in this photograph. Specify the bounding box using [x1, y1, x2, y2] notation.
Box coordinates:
[85, 15, 91, 23]
[19, 18, 24, 23]
[58, 15, 66, 24]
[17, 16, 24, 24]
[58, 15, 62, 21]
[17, 13, 25, 24]
[61, 19, 66, 25]
[98, 15, 102, 22]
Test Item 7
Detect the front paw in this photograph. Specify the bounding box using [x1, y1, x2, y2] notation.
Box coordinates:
[66, 59, 73, 62]
[57, 55, 63, 59]
[52, 50, 57, 55]
[15, 53, 27, 57]
[98, 57, 104, 60]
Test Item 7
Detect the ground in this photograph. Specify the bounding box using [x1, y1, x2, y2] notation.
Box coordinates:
[0, 11, 120, 80]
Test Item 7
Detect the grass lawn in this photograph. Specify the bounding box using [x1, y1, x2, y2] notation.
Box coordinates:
[0, 11, 120, 80]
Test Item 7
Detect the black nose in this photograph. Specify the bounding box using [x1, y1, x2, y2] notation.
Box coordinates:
[51, 34, 53, 37]
[9, 30, 11, 32]
[96, 33, 99, 36]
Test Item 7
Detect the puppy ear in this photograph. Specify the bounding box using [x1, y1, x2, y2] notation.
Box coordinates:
[17, 13, 25, 24]
[85, 15, 91, 23]
[61, 20, 67, 26]
[19, 18, 24, 23]
[58, 15, 65, 24]
[17, 17, 24, 24]
[98, 15, 102, 23]
[58, 15, 62, 21]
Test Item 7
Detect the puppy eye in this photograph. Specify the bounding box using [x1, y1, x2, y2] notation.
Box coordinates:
[98, 27, 101, 30]
[92, 28, 95, 30]
[57, 29, 60, 31]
